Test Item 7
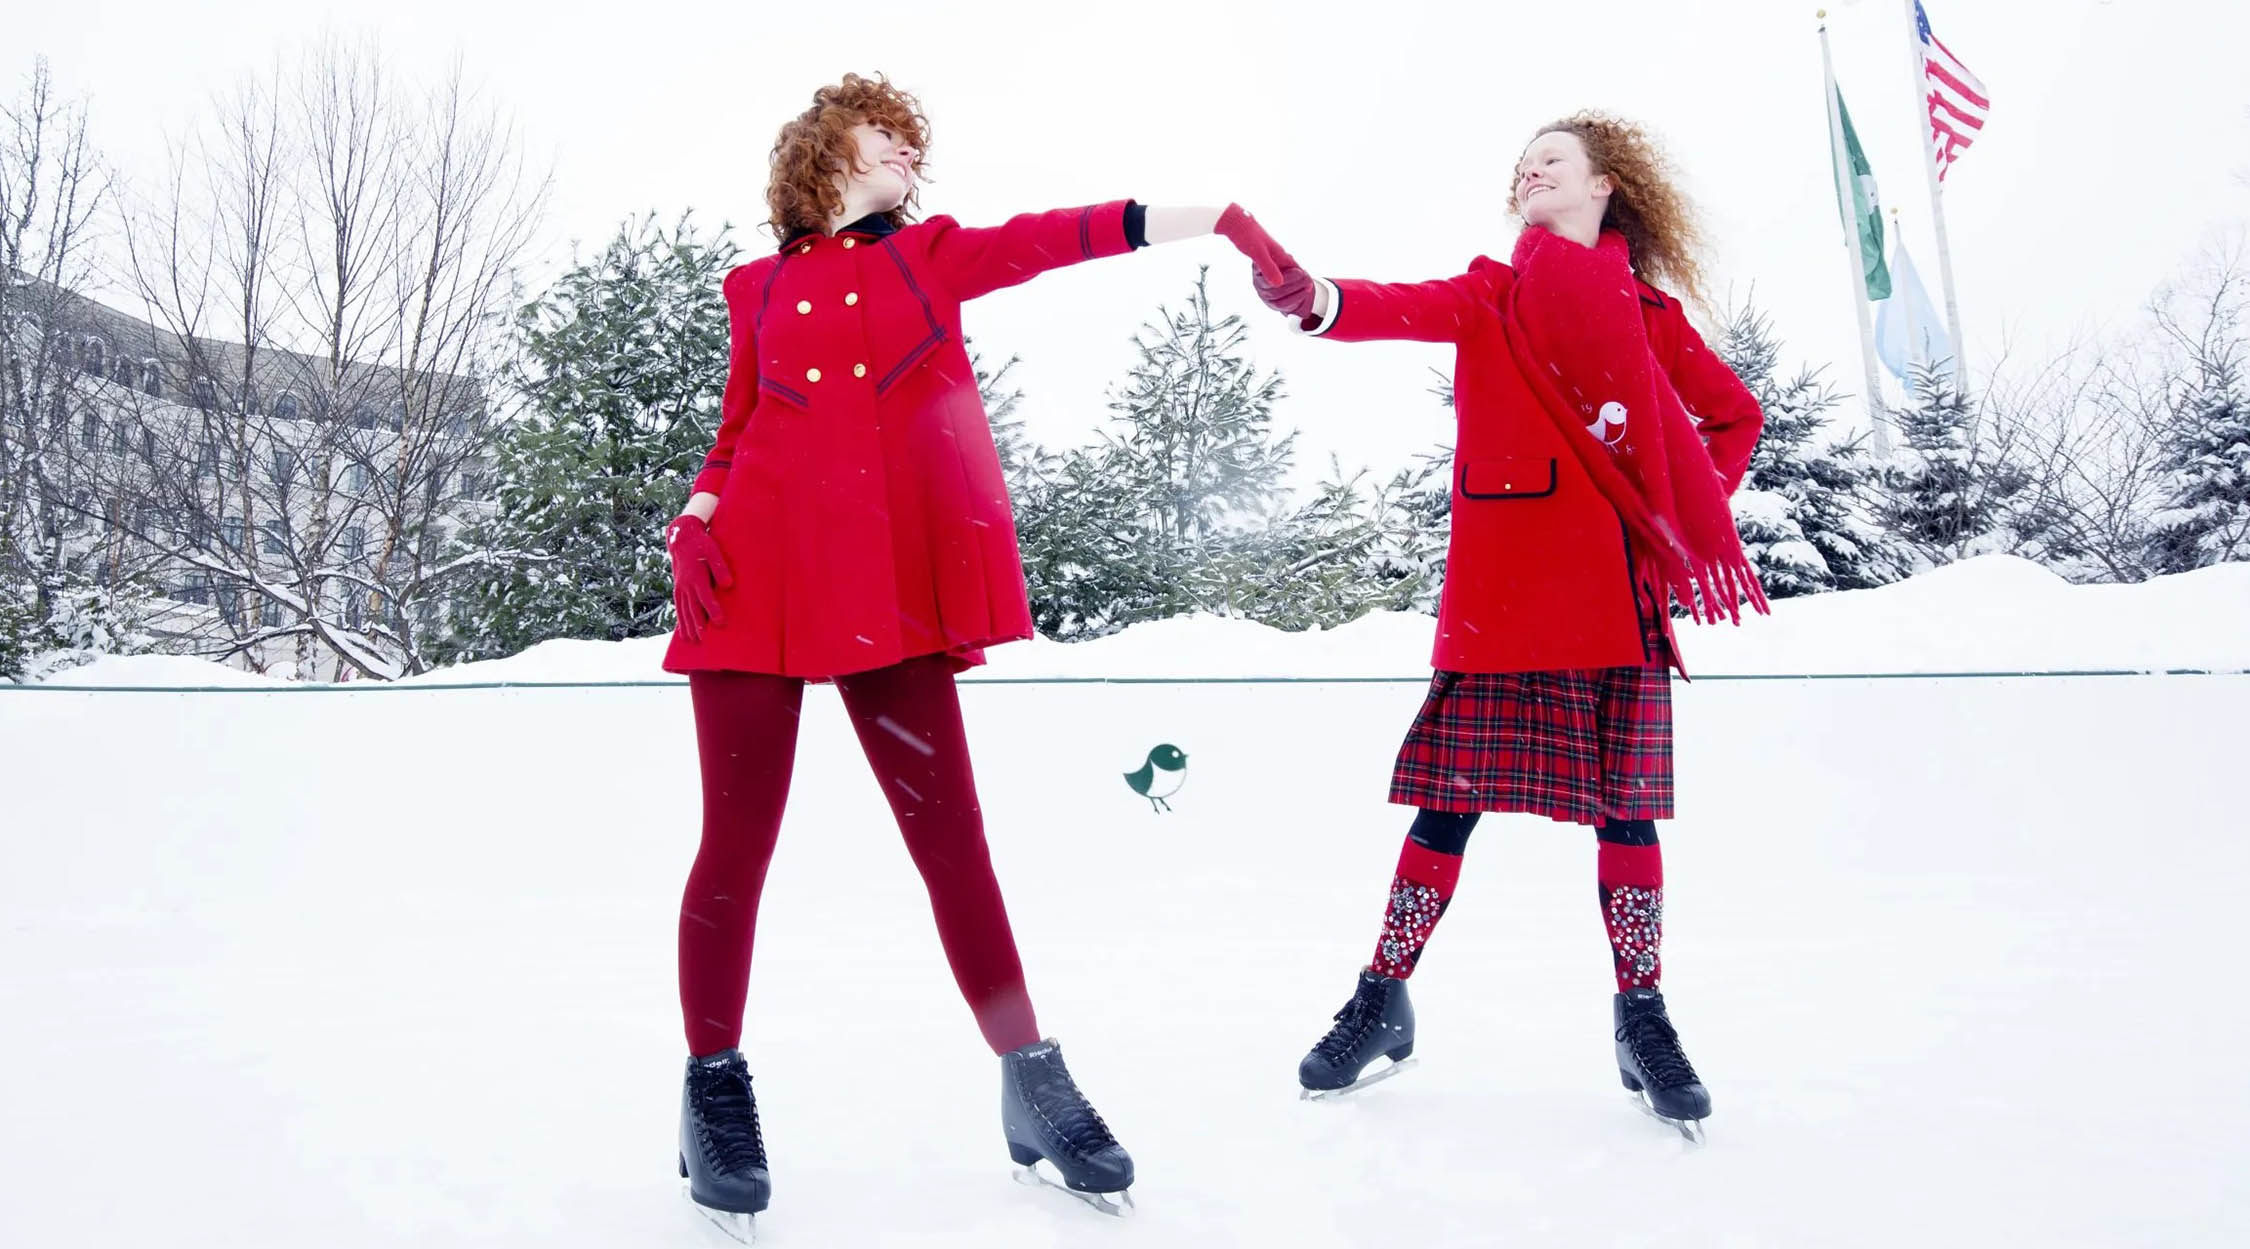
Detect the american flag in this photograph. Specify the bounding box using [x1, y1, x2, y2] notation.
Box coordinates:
[1916, 1, 1989, 181]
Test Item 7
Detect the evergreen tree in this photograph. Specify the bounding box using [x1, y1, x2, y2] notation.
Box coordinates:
[2146, 308, 2250, 572]
[1874, 360, 2026, 563]
[1715, 303, 1909, 595]
[442, 213, 738, 661]
[1019, 267, 1297, 636]
[1100, 266, 1294, 548]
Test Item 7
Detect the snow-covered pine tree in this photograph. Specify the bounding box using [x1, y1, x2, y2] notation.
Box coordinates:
[1049, 266, 1293, 631]
[2146, 285, 2250, 572]
[1873, 359, 2027, 565]
[1104, 266, 1293, 548]
[1715, 303, 1909, 595]
[441, 213, 738, 662]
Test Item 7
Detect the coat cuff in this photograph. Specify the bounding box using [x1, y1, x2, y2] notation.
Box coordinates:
[691, 463, 729, 497]
[1291, 276, 1343, 337]
[1085, 199, 1135, 259]
[1124, 201, 1147, 250]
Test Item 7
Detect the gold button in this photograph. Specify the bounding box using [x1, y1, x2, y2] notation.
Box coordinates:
[853, 363, 867, 378]
[805, 368, 822, 383]
[842, 238, 856, 249]
[845, 292, 859, 306]
[798, 243, 811, 255]
[796, 300, 812, 315]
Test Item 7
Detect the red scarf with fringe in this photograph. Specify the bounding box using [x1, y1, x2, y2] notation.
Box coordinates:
[1500, 226, 1769, 625]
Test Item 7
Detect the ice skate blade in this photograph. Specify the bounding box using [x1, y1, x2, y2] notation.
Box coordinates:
[1628, 1089, 1707, 1144]
[1300, 1056, 1418, 1101]
[1012, 1162, 1136, 1217]
[684, 1186, 760, 1244]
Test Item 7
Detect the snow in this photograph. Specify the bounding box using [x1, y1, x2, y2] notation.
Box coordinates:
[38, 555, 2247, 692]
[33, 652, 289, 688]
[3, 560, 2249, 1247]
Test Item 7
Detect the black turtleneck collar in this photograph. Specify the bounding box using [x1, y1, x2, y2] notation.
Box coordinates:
[779, 214, 900, 253]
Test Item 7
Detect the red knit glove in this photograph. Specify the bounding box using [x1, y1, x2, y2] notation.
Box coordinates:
[1214, 204, 1294, 286]
[666, 514, 732, 643]
[1215, 204, 1316, 320]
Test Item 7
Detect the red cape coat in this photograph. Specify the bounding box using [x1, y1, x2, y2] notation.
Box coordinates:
[663, 202, 1135, 681]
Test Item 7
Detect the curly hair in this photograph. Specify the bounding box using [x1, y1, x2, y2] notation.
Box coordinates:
[766, 73, 932, 240]
[1509, 111, 1712, 315]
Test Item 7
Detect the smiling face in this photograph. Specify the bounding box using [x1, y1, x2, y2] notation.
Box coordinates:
[1512, 129, 1613, 232]
[839, 119, 919, 213]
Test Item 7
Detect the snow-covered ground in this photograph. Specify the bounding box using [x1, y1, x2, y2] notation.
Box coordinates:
[4, 556, 2248, 1247]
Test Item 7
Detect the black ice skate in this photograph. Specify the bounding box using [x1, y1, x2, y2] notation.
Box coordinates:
[678, 1049, 771, 1242]
[1001, 1038, 1135, 1216]
[1298, 969, 1417, 1099]
[1614, 988, 1711, 1142]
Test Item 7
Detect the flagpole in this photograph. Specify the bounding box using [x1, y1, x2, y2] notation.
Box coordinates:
[1902, 0, 1971, 393]
[1820, 11, 1892, 455]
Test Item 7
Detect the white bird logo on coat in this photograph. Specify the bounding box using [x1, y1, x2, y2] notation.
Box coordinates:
[1587, 401, 1628, 447]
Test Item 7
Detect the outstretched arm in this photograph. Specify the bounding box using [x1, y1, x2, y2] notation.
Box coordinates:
[922, 200, 1234, 301]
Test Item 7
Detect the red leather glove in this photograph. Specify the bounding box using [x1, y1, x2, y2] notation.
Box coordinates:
[1215, 204, 1317, 320]
[666, 514, 732, 643]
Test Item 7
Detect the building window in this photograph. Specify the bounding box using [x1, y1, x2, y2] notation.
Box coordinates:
[82, 336, 107, 375]
[273, 392, 301, 421]
[140, 360, 163, 396]
[342, 526, 366, 561]
[178, 573, 208, 605]
[111, 421, 130, 456]
[345, 463, 370, 492]
[221, 518, 246, 552]
[80, 411, 98, 449]
[239, 383, 261, 415]
[261, 597, 284, 628]
[271, 449, 296, 486]
[262, 518, 290, 555]
[111, 357, 133, 386]
[191, 376, 219, 408]
[216, 589, 242, 627]
[343, 592, 365, 629]
[197, 441, 219, 477]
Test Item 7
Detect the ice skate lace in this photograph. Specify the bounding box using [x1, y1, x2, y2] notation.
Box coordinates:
[1310, 985, 1382, 1064]
[690, 1065, 769, 1172]
[1618, 1008, 1700, 1089]
[1019, 1052, 1118, 1157]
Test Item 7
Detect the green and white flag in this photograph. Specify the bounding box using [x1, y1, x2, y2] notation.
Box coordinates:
[1830, 85, 1892, 301]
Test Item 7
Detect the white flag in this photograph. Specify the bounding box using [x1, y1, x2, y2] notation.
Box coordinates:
[1875, 235, 1948, 385]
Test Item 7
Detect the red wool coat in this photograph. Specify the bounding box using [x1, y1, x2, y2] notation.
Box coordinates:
[1306, 257, 1763, 675]
[662, 202, 1137, 681]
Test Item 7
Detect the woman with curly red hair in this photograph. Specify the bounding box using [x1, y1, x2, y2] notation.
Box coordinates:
[660, 72, 1278, 1224]
[1243, 113, 1768, 1137]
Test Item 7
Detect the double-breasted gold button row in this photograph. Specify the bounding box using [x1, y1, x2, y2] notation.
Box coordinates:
[796, 293, 860, 315]
[802, 363, 870, 383]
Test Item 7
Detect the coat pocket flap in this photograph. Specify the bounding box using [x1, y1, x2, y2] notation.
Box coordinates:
[1457, 457, 1558, 500]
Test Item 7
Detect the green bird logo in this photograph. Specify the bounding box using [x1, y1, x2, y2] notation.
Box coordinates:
[1124, 744, 1189, 813]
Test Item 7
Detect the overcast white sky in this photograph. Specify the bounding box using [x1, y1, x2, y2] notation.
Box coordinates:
[18, 0, 2250, 491]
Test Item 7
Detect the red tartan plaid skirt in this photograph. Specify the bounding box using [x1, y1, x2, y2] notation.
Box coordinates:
[1387, 624, 1675, 826]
